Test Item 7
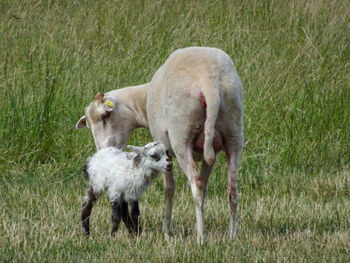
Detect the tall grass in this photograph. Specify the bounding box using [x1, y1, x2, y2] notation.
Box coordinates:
[0, 0, 349, 262]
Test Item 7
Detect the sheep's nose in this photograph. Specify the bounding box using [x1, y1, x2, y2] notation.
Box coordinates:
[166, 162, 173, 171]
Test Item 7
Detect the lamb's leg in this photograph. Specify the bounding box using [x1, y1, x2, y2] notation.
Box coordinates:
[129, 200, 141, 234]
[120, 200, 141, 235]
[111, 199, 122, 236]
[81, 187, 97, 235]
[162, 169, 175, 234]
[225, 135, 243, 238]
[120, 200, 133, 233]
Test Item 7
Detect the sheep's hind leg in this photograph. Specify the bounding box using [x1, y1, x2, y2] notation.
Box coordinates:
[162, 169, 175, 234]
[199, 160, 214, 200]
[120, 200, 131, 231]
[120, 200, 135, 234]
[81, 187, 97, 235]
[129, 201, 141, 234]
[111, 199, 122, 236]
[174, 146, 208, 243]
[225, 133, 243, 238]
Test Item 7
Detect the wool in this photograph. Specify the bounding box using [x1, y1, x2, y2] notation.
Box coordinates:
[77, 47, 243, 241]
[81, 141, 172, 235]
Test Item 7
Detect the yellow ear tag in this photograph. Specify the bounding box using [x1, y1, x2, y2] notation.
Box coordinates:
[105, 100, 114, 108]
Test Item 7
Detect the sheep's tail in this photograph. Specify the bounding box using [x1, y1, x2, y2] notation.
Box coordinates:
[83, 158, 91, 180]
[202, 80, 221, 166]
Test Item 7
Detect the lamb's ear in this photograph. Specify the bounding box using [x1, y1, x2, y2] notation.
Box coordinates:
[103, 97, 118, 112]
[127, 145, 144, 154]
[76, 116, 87, 129]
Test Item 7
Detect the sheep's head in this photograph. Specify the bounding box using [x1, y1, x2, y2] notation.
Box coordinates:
[128, 142, 172, 173]
[76, 93, 133, 150]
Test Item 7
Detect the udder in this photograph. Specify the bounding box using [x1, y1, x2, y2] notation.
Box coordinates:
[193, 130, 223, 153]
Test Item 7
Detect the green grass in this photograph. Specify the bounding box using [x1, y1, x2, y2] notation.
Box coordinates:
[1, 0, 349, 262]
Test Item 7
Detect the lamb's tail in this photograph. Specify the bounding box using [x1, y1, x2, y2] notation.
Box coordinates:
[83, 158, 91, 180]
[202, 81, 221, 166]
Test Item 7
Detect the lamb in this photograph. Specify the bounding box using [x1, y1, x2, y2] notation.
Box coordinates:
[76, 47, 243, 242]
[81, 141, 172, 236]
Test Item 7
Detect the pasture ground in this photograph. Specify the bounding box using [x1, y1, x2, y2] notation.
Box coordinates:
[1, 0, 349, 262]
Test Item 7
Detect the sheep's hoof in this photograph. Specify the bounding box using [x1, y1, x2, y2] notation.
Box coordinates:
[111, 226, 120, 237]
[162, 221, 174, 235]
[231, 231, 238, 239]
[228, 226, 238, 239]
[134, 226, 142, 235]
[196, 234, 207, 245]
[128, 225, 142, 236]
[83, 229, 90, 236]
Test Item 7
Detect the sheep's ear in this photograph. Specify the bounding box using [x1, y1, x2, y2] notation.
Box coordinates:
[94, 93, 104, 101]
[103, 97, 118, 112]
[127, 145, 144, 154]
[76, 116, 87, 129]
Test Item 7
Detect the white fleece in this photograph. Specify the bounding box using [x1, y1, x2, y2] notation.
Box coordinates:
[85, 142, 170, 202]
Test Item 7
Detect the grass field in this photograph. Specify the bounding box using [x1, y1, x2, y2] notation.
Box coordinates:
[1, 0, 349, 262]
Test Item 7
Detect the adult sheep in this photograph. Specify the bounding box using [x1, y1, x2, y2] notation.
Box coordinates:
[76, 47, 244, 242]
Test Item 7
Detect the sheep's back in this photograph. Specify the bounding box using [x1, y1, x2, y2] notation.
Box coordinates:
[86, 147, 136, 198]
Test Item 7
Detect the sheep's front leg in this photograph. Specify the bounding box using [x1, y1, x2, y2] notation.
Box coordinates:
[162, 169, 175, 234]
[111, 199, 122, 236]
[81, 187, 97, 235]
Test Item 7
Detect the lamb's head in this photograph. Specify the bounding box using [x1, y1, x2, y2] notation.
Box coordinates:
[75, 93, 132, 150]
[128, 142, 172, 173]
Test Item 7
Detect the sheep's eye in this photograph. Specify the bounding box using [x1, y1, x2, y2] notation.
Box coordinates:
[151, 154, 160, 161]
[101, 111, 111, 123]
